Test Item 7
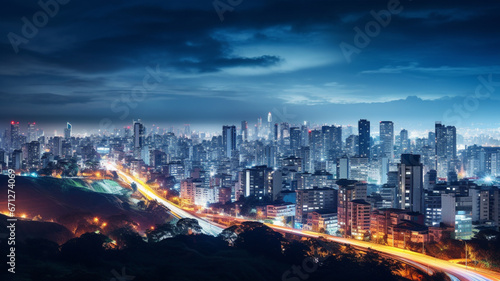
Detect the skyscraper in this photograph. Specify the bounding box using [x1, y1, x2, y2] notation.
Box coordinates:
[380, 121, 394, 160]
[10, 121, 20, 151]
[27, 141, 41, 168]
[64, 122, 72, 139]
[52, 136, 63, 157]
[399, 129, 409, 154]
[321, 125, 342, 158]
[133, 119, 145, 158]
[241, 120, 248, 142]
[274, 123, 279, 141]
[222, 125, 236, 158]
[358, 119, 370, 158]
[290, 127, 301, 151]
[243, 165, 275, 200]
[435, 122, 457, 178]
[27, 122, 37, 142]
[397, 154, 424, 213]
[267, 112, 273, 139]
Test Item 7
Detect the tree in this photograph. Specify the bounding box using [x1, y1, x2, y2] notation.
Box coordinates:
[146, 223, 178, 242]
[283, 240, 310, 264]
[219, 222, 284, 259]
[60, 232, 110, 264]
[176, 218, 203, 235]
[108, 226, 145, 249]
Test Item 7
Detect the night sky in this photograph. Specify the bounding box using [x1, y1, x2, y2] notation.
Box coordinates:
[1, 0, 500, 134]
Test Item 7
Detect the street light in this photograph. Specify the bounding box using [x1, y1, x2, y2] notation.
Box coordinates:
[459, 239, 468, 269]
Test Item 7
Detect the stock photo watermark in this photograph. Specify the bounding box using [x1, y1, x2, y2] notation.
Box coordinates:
[272, 106, 297, 125]
[282, 257, 318, 281]
[7, 0, 71, 54]
[213, 0, 243, 22]
[339, 0, 411, 63]
[6, 169, 17, 274]
[99, 64, 168, 133]
[443, 74, 500, 127]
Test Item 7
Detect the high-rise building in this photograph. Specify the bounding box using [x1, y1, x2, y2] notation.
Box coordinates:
[380, 121, 394, 160]
[184, 124, 191, 137]
[12, 149, 22, 170]
[358, 119, 370, 158]
[133, 119, 145, 158]
[345, 134, 358, 156]
[435, 122, 457, 178]
[349, 199, 371, 238]
[10, 121, 20, 151]
[399, 129, 409, 155]
[290, 127, 301, 151]
[309, 129, 322, 162]
[264, 145, 277, 168]
[27, 122, 37, 142]
[337, 179, 368, 236]
[322, 125, 342, 158]
[241, 121, 248, 142]
[64, 122, 72, 139]
[274, 123, 279, 141]
[27, 141, 41, 168]
[428, 131, 435, 147]
[397, 154, 424, 213]
[52, 136, 63, 157]
[296, 188, 338, 227]
[243, 165, 278, 200]
[222, 125, 237, 158]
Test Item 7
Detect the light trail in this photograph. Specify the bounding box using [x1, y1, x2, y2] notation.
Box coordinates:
[105, 162, 223, 236]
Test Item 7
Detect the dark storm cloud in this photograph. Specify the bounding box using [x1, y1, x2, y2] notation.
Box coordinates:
[1, 0, 500, 130]
[0, 92, 92, 105]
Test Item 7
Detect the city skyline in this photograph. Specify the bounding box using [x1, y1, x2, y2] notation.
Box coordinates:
[3, 117, 500, 143]
[2, 1, 500, 280]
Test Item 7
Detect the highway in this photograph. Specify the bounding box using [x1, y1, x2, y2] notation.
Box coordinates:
[104, 162, 224, 236]
[105, 162, 500, 281]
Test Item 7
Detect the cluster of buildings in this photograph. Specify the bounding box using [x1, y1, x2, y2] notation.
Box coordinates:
[1, 116, 500, 246]
[0, 122, 102, 173]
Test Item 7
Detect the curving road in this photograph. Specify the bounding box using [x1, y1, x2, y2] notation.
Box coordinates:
[105, 161, 500, 281]
[104, 162, 224, 236]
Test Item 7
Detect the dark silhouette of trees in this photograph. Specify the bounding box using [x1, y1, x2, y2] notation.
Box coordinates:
[146, 223, 178, 242]
[9, 221, 454, 281]
[108, 226, 145, 249]
[60, 232, 110, 264]
[219, 221, 284, 258]
[176, 218, 203, 235]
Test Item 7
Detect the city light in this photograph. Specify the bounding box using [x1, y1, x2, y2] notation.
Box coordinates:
[2, 2, 500, 279]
